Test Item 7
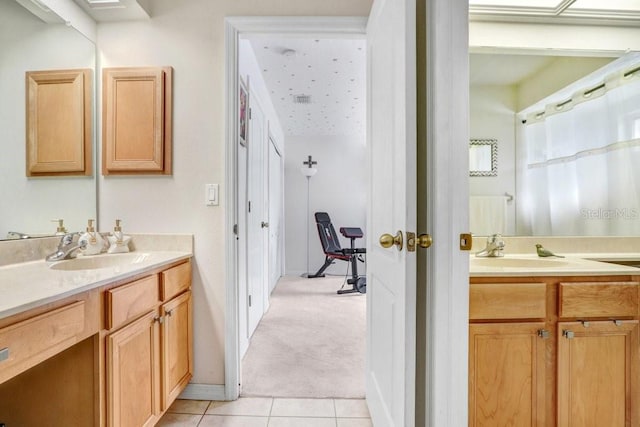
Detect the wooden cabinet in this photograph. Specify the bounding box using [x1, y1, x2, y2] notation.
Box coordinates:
[469, 322, 547, 426]
[557, 320, 639, 427]
[102, 67, 172, 175]
[161, 290, 193, 408]
[470, 277, 640, 427]
[25, 68, 92, 176]
[107, 311, 160, 427]
[105, 260, 192, 427]
[469, 282, 548, 426]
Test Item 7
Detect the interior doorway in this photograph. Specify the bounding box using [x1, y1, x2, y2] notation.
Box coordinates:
[232, 20, 369, 399]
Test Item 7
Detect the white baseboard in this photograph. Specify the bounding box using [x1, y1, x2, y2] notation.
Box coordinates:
[179, 383, 227, 401]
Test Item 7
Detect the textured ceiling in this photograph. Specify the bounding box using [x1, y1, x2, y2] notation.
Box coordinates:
[247, 37, 366, 138]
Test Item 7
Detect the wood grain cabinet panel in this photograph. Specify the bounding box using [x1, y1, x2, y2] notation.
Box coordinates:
[102, 66, 172, 175]
[559, 282, 639, 318]
[469, 322, 547, 427]
[26, 68, 92, 176]
[161, 290, 193, 409]
[161, 261, 192, 301]
[0, 301, 85, 385]
[557, 320, 639, 427]
[469, 283, 546, 320]
[105, 274, 159, 330]
[107, 311, 160, 427]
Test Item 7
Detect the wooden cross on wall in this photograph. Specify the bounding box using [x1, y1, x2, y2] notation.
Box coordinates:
[303, 155, 317, 168]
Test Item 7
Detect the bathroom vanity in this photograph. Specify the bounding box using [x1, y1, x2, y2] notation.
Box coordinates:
[469, 254, 640, 427]
[0, 236, 192, 426]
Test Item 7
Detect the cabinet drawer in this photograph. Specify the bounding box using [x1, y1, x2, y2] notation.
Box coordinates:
[470, 283, 546, 320]
[106, 275, 159, 330]
[559, 282, 639, 318]
[0, 301, 85, 384]
[161, 261, 191, 301]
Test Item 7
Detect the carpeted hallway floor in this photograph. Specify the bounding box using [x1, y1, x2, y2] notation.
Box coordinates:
[240, 275, 366, 399]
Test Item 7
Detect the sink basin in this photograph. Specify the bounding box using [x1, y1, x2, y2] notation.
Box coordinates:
[471, 257, 569, 269]
[49, 253, 151, 271]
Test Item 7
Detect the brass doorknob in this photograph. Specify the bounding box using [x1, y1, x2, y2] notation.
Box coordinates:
[379, 230, 403, 251]
[416, 233, 432, 248]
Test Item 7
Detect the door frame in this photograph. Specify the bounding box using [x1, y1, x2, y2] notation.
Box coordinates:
[224, 15, 368, 401]
[223, 9, 470, 422]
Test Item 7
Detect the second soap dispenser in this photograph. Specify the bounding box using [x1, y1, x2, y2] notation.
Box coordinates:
[107, 219, 131, 254]
[78, 219, 106, 255]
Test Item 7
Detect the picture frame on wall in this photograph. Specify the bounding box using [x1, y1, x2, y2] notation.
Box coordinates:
[239, 76, 248, 147]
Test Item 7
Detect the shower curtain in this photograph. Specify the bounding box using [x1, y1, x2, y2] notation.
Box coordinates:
[519, 62, 640, 236]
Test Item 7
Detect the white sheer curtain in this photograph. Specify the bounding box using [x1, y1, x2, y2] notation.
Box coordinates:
[519, 63, 640, 236]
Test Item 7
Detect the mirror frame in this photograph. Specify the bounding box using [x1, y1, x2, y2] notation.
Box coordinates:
[469, 138, 497, 177]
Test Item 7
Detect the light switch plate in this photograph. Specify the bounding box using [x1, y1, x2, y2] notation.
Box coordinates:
[206, 184, 219, 206]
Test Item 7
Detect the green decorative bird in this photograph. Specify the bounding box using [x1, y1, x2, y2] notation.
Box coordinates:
[535, 244, 564, 258]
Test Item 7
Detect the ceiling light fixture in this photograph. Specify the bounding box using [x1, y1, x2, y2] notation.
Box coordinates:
[282, 49, 297, 58]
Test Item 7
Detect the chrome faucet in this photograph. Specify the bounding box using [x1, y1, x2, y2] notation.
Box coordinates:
[475, 234, 505, 257]
[46, 232, 88, 261]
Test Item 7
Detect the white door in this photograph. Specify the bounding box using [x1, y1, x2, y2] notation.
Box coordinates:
[247, 94, 267, 336]
[268, 136, 283, 294]
[238, 137, 249, 357]
[366, 0, 417, 425]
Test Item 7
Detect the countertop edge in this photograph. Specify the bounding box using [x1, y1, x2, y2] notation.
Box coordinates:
[0, 252, 192, 321]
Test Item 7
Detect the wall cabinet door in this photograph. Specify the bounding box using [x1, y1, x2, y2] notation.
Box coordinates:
[469, 322, 547, 427]
[107, 311, 160, 427]
[102, 66, 172, 175]
[557, 320, 639, 427]
[161, 290, 193, 409]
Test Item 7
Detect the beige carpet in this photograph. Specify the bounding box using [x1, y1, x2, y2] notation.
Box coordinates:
[240, 275, 366, 398]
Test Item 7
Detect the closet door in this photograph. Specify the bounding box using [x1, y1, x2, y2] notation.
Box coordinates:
[246, 93, 267, 337]
[268, 136, 283, 294]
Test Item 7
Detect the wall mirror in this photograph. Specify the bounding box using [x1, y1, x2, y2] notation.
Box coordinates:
[0, 0, 96, 240]
[469, 139, 497, 177]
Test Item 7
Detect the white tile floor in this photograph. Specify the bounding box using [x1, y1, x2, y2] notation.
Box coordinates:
[157, 397, 372, 427]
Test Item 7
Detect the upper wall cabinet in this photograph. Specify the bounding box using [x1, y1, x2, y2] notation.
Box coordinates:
[102, 67, 173, 175]
[26, 69, 93, 177]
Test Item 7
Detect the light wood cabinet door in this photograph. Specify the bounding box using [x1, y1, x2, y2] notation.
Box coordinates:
[102, 66, 172, 175]
[26, 68, 92, 176]
[161, 290, 193, 409]
[107, 311, 160, 427]
[557, 320, 639, 427]
[469, 322, 547, 427]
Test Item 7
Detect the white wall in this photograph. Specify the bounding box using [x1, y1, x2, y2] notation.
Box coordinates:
[469, 85, 517, 235]
[239, 39, 284, 151]
[284, 135, 366, 276]
[516, 56, 614, 111]
[96, 0, 372, 387]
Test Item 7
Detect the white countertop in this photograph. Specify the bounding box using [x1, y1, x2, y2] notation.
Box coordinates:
[0, 251, 191, 320]
[470, 253, 640, 277]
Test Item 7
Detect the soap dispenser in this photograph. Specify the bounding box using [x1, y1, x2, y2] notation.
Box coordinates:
[52, 219, 67, 235]
[107, 219, 131, 254]
[78, 219, 106, 256]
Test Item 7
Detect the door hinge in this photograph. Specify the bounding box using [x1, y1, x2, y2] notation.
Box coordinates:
[248, 295, 252, 307]
[233, 224, 238, 235]
[249, 108, 252, 120]
[248, 201, 251, 212]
